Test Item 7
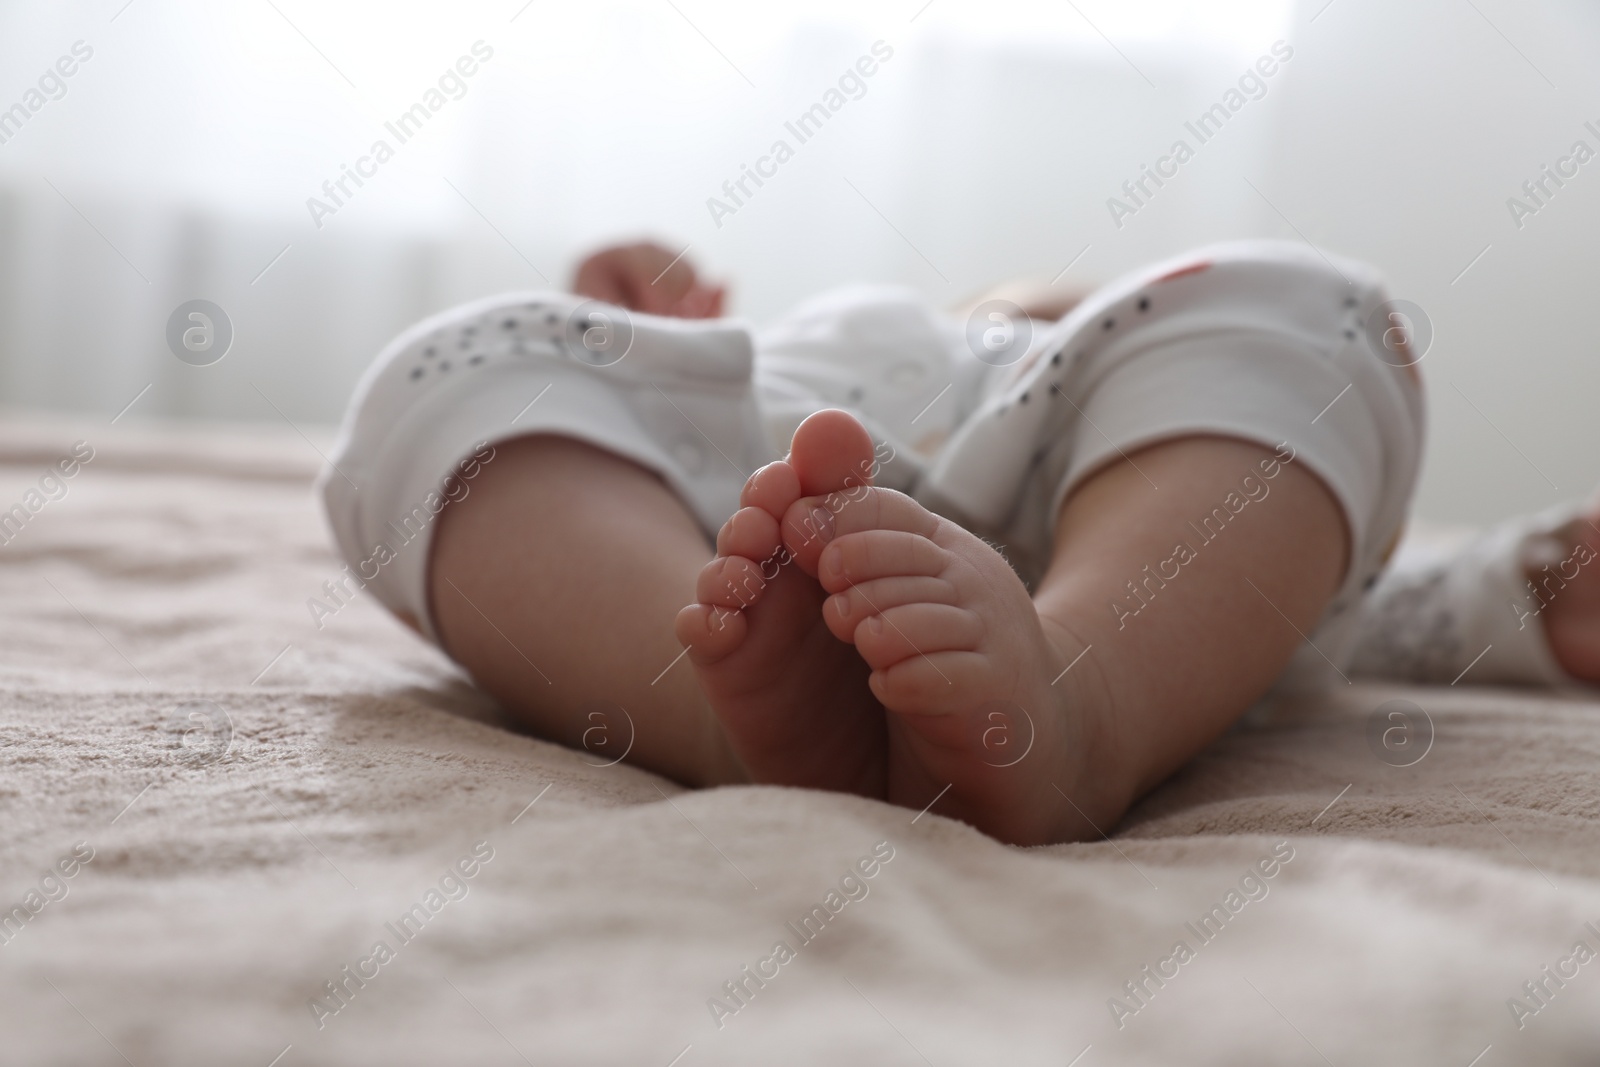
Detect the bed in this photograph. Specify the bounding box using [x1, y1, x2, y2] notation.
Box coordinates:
[2, 416, 1598, 1066]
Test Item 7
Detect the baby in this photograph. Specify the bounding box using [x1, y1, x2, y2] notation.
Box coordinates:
[321, 240, 1600, 846]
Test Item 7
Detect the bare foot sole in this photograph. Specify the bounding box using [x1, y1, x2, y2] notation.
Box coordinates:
[778, 424, 1118, 845]
[673, 410, 888, 795]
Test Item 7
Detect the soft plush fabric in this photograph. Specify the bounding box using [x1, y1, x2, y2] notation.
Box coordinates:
[1, 416, 1597, 1066]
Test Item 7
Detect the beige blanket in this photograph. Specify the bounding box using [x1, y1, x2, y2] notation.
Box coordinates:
[2, 417, 1598, 1066]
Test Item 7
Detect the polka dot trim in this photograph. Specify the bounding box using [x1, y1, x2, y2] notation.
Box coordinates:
[996, 290, 1154, 414]
[404, 302, 571, 384]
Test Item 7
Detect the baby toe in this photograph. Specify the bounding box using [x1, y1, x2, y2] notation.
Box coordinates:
[715, 506, 782, 562]
[739, 460, 802, 519]
[674, 602, 746, 664]
[788, 408, 877, 497]
[780, 487, 942, 577]
[695, 555, 770, 610]
[853, 603, 984, 671]
[816, 530, 949, 593]
[867, 651, 989, 712]
[824, 576, 957, 643]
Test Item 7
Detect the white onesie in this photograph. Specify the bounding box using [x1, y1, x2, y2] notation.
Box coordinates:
[318, 240, 1581, 692]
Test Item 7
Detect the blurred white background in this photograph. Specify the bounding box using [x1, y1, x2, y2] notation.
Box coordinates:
[0, 0, 1596, 524]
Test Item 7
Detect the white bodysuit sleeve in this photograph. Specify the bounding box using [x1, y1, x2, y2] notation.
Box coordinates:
[1347, 502, 1597, 687]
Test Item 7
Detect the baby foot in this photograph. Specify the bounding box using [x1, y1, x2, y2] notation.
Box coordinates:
[778, 437, 1117, 845]
[1539, 508, 1600, 684]
[674, 410, 888, 796]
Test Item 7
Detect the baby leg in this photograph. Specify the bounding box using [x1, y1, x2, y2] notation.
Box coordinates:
[798, 242, 1418, 843]
[781, 419, 1346, 845]
[1033, 436, 1348, 823]
[674, 410, 890, 797]
[429, 434, 744, 787]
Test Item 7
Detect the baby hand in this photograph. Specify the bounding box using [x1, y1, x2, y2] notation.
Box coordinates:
[571, 241, 726, 319]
